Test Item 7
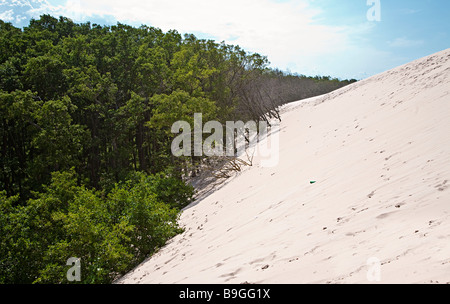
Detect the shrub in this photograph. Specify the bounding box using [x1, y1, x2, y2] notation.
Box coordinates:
[0, 169, 192, 284]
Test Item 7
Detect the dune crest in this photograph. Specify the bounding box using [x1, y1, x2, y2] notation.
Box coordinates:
[117, 49, 450, 284]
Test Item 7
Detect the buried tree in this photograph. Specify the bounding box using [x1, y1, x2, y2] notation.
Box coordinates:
[170, 113, 279, 160]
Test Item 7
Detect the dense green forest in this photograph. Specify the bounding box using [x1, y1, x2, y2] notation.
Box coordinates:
[0, 15, 356, 283]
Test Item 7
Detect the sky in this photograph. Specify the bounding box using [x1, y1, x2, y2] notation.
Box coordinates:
[0, 0, 449, 80]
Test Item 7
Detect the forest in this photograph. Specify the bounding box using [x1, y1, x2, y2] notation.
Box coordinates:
[0, 15, 357, 283]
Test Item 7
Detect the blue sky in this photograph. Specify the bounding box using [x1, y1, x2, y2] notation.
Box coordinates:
[0, 0, 449, 79]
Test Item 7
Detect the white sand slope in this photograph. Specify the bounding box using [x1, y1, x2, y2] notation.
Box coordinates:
[117, 49, 450, 284]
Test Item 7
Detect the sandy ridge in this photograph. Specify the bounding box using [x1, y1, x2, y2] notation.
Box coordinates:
[116, 49, 450, 284]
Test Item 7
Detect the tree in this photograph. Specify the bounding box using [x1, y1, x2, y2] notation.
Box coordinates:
[23, 54, 67, 100]
[30, 96, 89, 186]
[0, 90, 41, 199]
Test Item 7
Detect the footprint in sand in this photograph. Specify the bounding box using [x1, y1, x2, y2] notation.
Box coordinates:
[220, 268, 242, 281]
[435, 180, 448, 192]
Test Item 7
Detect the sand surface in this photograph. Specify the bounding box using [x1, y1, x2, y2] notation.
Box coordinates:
[117, 49, 450, 284]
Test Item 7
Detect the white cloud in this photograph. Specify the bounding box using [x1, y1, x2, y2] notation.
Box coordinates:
[5, 0, 45, 9]
[399, 8, 421, 15]
[388, 37, 424, 48]
[15, 14, 26, 22]
[0, 9, 14, 21]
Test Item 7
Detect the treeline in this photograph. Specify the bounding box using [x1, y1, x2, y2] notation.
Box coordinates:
[264, 69, 357, 104]
[0, 15, 356, 283]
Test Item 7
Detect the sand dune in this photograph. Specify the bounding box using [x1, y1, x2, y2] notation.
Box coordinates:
[117, 49, 450, 284]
